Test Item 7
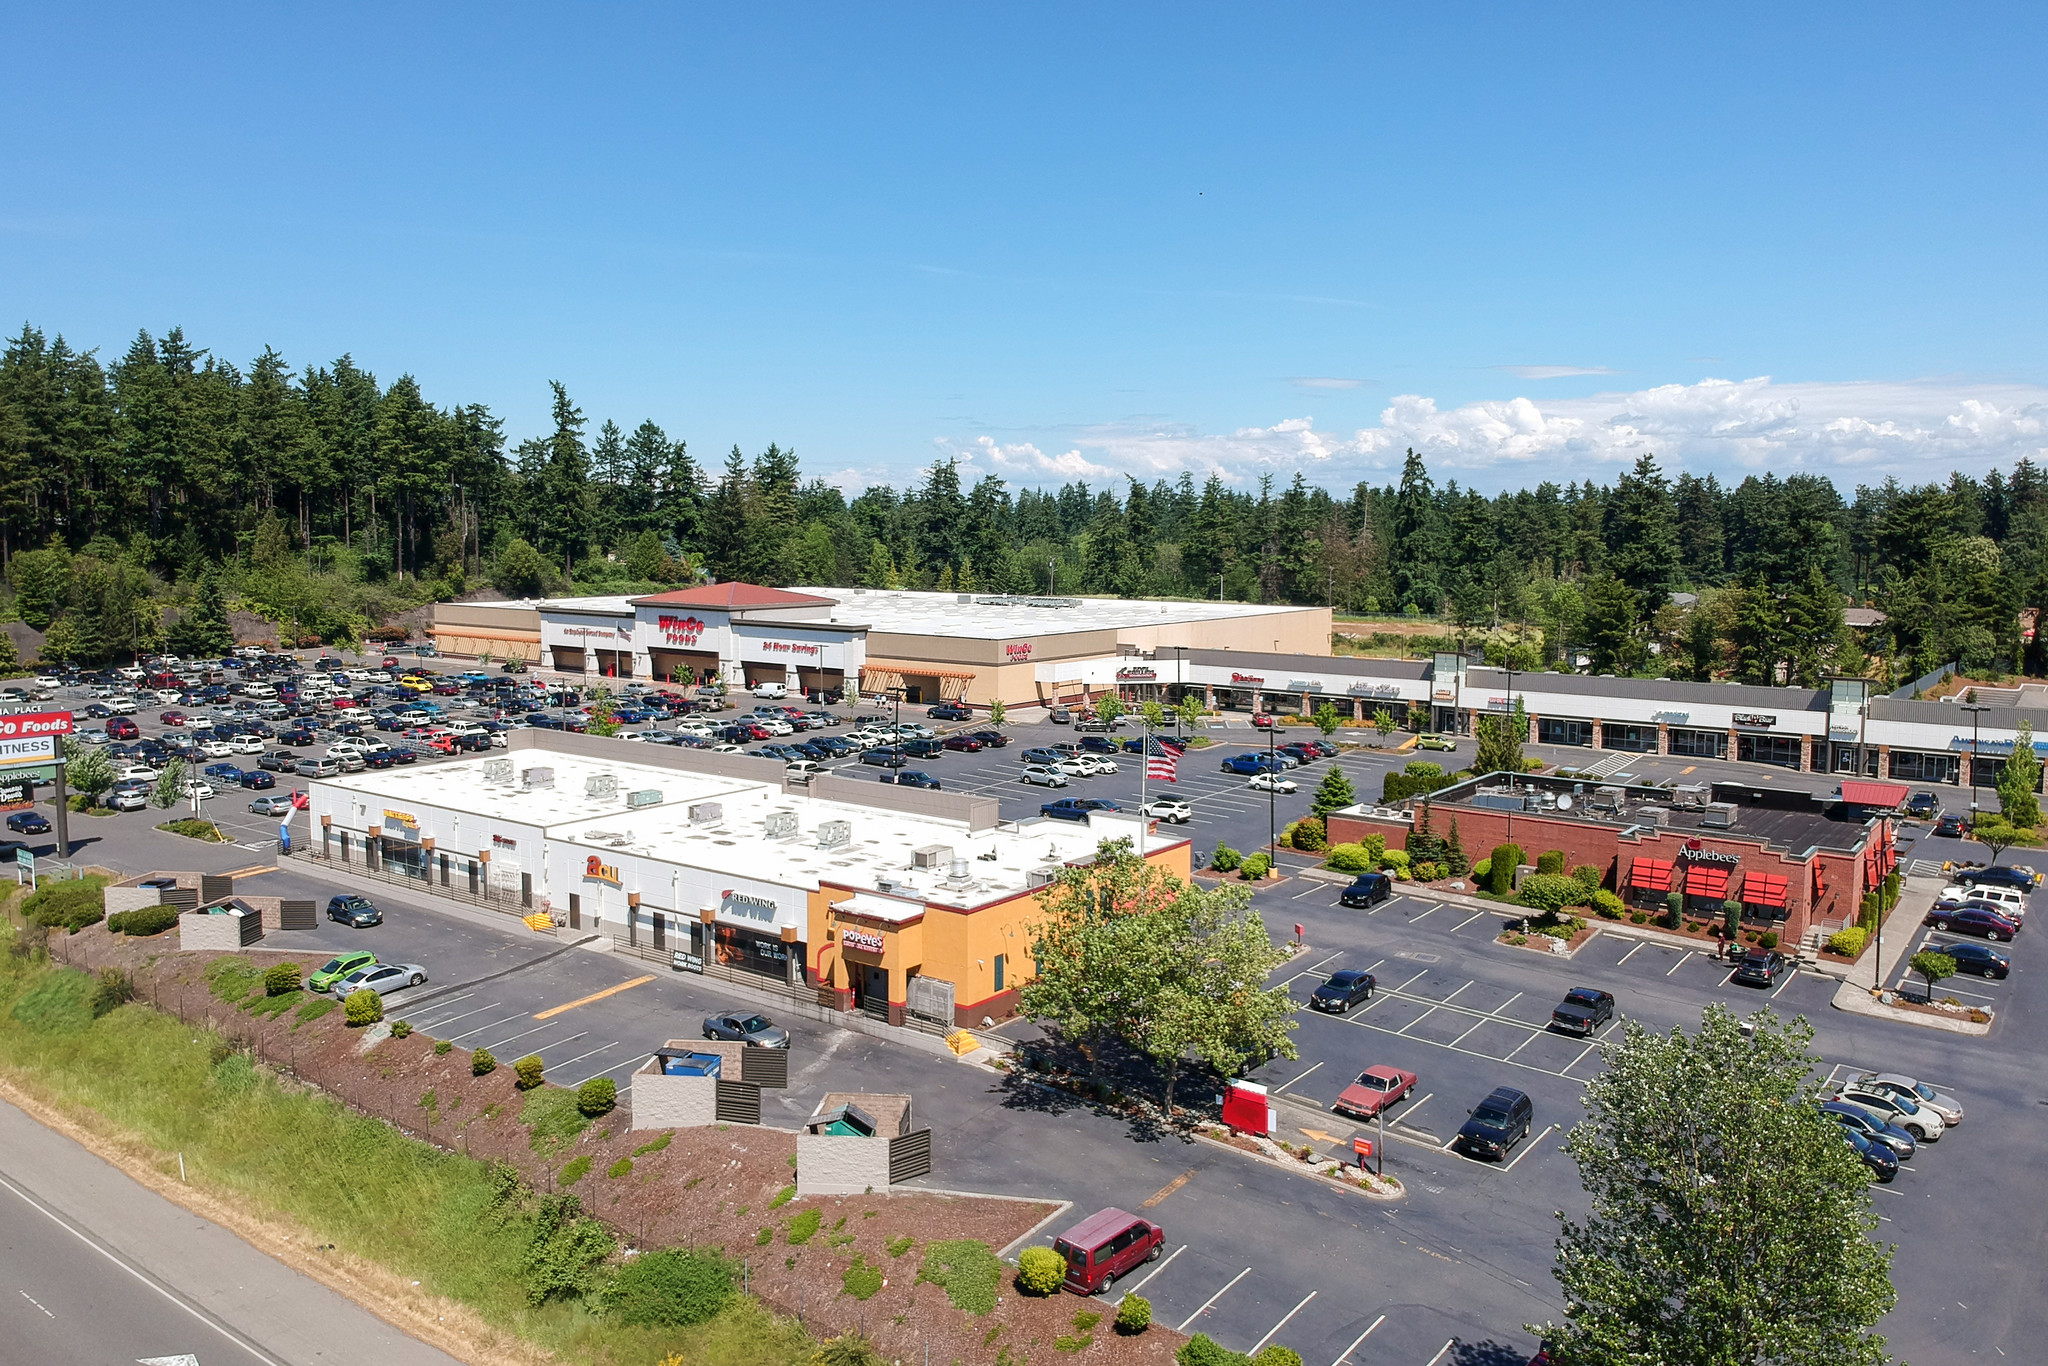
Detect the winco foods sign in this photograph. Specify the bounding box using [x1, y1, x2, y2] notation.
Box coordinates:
[0, 711, 71, 769]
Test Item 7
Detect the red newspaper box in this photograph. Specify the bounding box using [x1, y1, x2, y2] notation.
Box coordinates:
[1221, 1080, 1274, 1136]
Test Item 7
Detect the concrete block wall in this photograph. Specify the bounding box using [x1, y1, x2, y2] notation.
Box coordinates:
[627, 1065, 718, 1130]
[178, 911, 258, 952]
[104, 886, 161, 915]
[795, 1133, 894, 1197]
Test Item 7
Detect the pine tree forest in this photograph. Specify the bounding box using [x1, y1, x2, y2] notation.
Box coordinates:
[3, 323, 2044, 685]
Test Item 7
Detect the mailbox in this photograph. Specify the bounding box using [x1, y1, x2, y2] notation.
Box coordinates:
[1352, 1137, 1375, 1162]
[1220, 1079, 1274, 1136]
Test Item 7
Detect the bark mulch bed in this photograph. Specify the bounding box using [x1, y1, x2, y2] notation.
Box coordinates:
[53, 928, 1188, 1366]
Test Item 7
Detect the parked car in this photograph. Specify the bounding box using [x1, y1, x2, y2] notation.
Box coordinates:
[1339, 872, 1393, 908]
[926, 702, 971, 720]
[1854, 1073, 1963, 1126]
[1840, 1126, 1900, 1182]
[1020, 764, 1069, 788]
[1820, 1100, 1916, 1158]
[1932, 814, 1968, 838]
[1247, 773, 1298, 794]
[1048, 705, 1073, 724]
[5, 811, 50, 835]
[1308, 969, 1376, 1013]
[105, 717, 140, 740]
[1220, 753, 1270, 775]
[941, 734, 984, 753]
[108, 788, 150, 812]
[1416, 733, 1458, 750]
[1051, 1208, 1163, 1296]
[327, 894, 383, 928]
[1041, 797, 1119, 821]
[1904, 791, 1940, 819]
[308, 950, 378, 992]
[1956, 864, 2042, 892]
[296, 756, 342, 778]
[249, 794, 297, 816]
[1456, 1087, 1534, 1160]
[332, 962, 426, 997]
[1837, 1083, 1945, 1141]
[901, 738, 945, 759]
[1926, 904, 2020, 940]
[1140, 798, 1192, 823]
[1072, 715, 1114, 733]
[1250, 712, 1278, 729]
[859, 747, 908, 769]
[1332, 1064, 1418, 1121]
[1731, 948, 1792, 986]
[1941, 942, 2010, 978]
[883, 770, 941, 789]
[703, 1011, 789, 1048]
[238, 770, 276, 790]
[1079, 736, 1120, 755]
[967, 730, 1009, 748]
[1550, 987, 1615, 1035]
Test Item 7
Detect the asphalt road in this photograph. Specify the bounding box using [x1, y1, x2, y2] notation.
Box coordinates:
[0, 1094, 461, 1366]
[22, 675, 2042, 1364]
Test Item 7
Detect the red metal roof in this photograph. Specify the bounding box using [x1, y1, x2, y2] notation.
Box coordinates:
[1685, 864, 1730, 898]
[1628, 859, 1674, 892]
[1838, 780, 1909, 808]
[628, 582, 838, 610]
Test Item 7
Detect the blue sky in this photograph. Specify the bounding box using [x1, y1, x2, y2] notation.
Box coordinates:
[5, 4, 2045, 494]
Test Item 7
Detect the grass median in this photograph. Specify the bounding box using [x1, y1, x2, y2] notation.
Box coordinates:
[0, 918, 811, 1366]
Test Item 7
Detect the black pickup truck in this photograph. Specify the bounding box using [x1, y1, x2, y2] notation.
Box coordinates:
[1550, 987, 1616, 1036]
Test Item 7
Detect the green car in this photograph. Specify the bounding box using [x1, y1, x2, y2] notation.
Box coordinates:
[308, 950, 378, 993]
[1416, 733, 1458, 751]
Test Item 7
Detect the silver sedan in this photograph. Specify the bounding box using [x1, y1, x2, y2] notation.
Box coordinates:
[332, 962, 428, 998]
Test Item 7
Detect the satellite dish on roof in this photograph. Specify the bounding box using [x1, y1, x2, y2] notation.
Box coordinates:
[1557, 794, 1574, 811]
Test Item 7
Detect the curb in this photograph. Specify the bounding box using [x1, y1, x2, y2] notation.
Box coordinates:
[1831, 984, 1994, 1036]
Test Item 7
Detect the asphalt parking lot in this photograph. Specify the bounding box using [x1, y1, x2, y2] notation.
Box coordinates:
[15, 670, 2046, 1362]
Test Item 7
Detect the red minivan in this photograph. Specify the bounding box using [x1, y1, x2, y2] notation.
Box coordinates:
[1053, 1208, 1164, 1295]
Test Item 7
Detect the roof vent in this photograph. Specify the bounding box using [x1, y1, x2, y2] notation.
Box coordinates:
[1026, 868, 1060, 889]
[626, 788, 662, 808]
[483, 758, 513, 783]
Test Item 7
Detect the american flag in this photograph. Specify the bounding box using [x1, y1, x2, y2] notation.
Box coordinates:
[1146, 752, 1178, 783]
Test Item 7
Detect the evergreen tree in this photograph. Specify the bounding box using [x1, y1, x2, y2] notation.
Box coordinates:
[1604, 454, 1682, 615]
[535, 382, 591, 575]
[167, 569, 232, 657]
[1309, 765, 1357, 819]
[1997, 720, 2042, 829]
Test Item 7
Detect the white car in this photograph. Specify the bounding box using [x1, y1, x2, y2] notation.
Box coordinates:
[183, 713, 215, 729]
[114, 764, 160, 784]
[756, 719, 793, 736]
[34, 676, 63, 691]
[228, 735, 266, 755]
[1019, 764, 1069, 787]
[181, 780, 217, 800]
[1141, 798, 1193, 823]
[1074, 755, 1119, 776]
[108, 788, 150, 812]
[104, 697, 138, 715]
[1248, 773, 1299, 794]
[1854, 1073, 1963, 1127]
[71, 728, 111, 746]
[710, 742, 745, 754]
[197, 740, 234, 758]
[1053, 758, 1095, 777]
[1837, 1084, 1945, 1142]
[154, 688, 184, 704]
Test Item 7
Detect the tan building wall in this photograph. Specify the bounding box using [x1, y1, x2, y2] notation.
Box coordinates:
[430, 602, 544, 662]
[1118, 606, 1332, 657]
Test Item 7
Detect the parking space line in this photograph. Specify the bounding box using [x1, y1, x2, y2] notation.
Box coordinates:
[1175, 1267, 1252, 1331]
[447, 1012, 528, 1043]
[1290, 882, 1327, 899]
[1768, 970, 1801, 999]
[1562, 1041, 1601, 1073]
[1502, 1123, 1560, 1171]
[1450, 909, 1487, 933]
[1665, 951, 1695, 977]
[533, 974, 655, 1019]
[1391, 970, 1431, 993]
[546, 1040, 622, 1072]
[1501, 1031, 1542, 1061]
[1275, 1061, 1325, 1093]
[1280, 951, 1347, 988]
[1395, 1007, 1441, 1036]
[1438, 982, 1471, 1005]
[1616, 940, 1647, 965]
[1409, 903, 1441, 921]
[1398, 1091, 1433, 1125]
[1327, 1314, 1385, 1366]
[1447, 1017, 1491, 1048]
[570, 1055, 649, 1086]
[1423, 1339, 1456, 1366]
[1250, 1291, 1316, 1354]
[1122, 1244, 1184, 1298]
[481, 1023, 571, 1054]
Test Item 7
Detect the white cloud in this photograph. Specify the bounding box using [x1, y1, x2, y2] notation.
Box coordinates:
[1492, 364, 1618, 379]
[1289, 376, 1366, 389]
[930, 376, 2048, 491]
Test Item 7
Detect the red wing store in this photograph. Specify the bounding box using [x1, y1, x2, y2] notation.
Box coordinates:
[1327, 776, 1896, 941]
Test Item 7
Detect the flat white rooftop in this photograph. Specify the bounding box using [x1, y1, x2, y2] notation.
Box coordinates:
[557, 788, 1175, 910]
[787, 587, 1315, 641]
[316, 752, 762, 828]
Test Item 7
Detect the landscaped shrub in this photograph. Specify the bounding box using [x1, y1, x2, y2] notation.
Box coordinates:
[1324, 842, 1371, 873]
[472, 1047, 498, 1076]
[1591, 889, 1625, 919]
[1116, 1292, 1153, 1334]
[1536, 850, 1565, 876]
[1517, 873, 1593, 913]
[1664, 891, 1682, 919]
[1827, 926, 1868, 957]
[1255, 1347, 1304, 1366]
[786, 1209, 823, 1245]
[1570, 864, 1603, 889]
[1485, 842, 1522, 895]
[23, 879, 106, 934]
[608, 1157, 633, 1179]
[390, 1019, 413, 1039]
[576, 1077, 617, 1117]
[1758, 930, 1780, 950]
[842, 1254, 884, 1300]
[434, 1039, 452, 1055]
[514, 1054, 546, 1090]
[1239, 853, 1272, 880]
[603, 1247, 735, 1327]
[106, 905, 180, 936]
[1016, 1245, 1066, 1295]
[344, 989, 384, 1026]
[1380, 848, 1412, 876]
[1629, 910, 1648, 924]
[917, 1239, 1002, 1316]
[1210, 843, 1241, 873]
[1292, 816, 1327, 852]
[1178, 1333, 1249, 1366]
[262, 962, 302, 996]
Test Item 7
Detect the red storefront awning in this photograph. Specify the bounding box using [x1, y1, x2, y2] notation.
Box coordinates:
[1743, 872, 1790, 908]
[1839, 780, 1908, 808]
[1629, 859, 1675, 892]
[1685, 864, 1731, 899]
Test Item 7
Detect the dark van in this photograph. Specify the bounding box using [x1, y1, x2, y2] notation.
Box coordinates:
[1052, 1207, 1163, 1295]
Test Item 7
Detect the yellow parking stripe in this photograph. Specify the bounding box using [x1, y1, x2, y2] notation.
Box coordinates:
[221, 864, 278, 879]
[533, 975, 655, 1020]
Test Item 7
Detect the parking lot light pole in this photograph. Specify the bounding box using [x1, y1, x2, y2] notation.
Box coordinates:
[1960, 703, 1988, 816]
[1268, 719, 1277, 858]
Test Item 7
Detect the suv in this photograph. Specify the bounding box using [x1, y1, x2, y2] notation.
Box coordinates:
[1308, 970, 1375, 1013]
[327, 894, 383, 928]
[1019, 764, 1068, 788]
[1338, 872, 1392, 908]
[1732, 948, 1792, 986]
[1550, 987, 1615, 1035]
[1904, 791, 1939, 819]
[1140, 798, 1192, 823]
[926, 702, 971, 721]
[1456, 1087, 1534, 1161]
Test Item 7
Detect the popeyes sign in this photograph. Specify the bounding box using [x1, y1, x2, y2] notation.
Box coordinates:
[657, 614, 707, 646]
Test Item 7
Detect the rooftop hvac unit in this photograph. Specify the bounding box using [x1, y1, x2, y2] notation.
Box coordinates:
[947, 858, 971, 883]
[1471, 793, 1522, 812]
[520, 766, 555, 789]
[1635, 805, 1670, 826]
[688, 801, 723, 826]
[816, 820, 851, 849]
[582, 830, 619, 843]
[875, 876, 898, 894]
[911, 844, 952, 869]
[585, 773, 619, 799]
[1702, 802, 1738, 829]
[482, 758, 513, 783]
[764, 811, 799, 839]
[1026, 867, 1060, 889]
[626, 789, 663, 808]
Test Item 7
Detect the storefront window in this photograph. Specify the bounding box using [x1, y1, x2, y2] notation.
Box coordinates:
[1538, 718, 1594, 747]
[1669, 728, 1727, 759]
[1736, 734, 1802, 769]
[1972, 755, 2045, 793]
[1600, 723, 1657, 753]
[1827, 744, 1880, 775]
[1888, 751, 1958, 784]
[711, 925, 797, 980]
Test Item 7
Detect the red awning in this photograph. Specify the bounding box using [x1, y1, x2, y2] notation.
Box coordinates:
[1629, 859, 1675, 892]
[1839, 780, 1908, 808]
[1743, 872, 1790, 908]
[1685, 864, 1731, 899]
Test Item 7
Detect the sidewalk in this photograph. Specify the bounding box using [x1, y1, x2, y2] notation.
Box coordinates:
[1830, 875, 1991, 1034]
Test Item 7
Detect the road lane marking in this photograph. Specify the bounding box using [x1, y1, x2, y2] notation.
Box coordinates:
[1122, 1243, 1184, 1298]
[533, 974, 655, 1019]
[1666, 951, 1695, 977]
[1141, 1168, 1197, 1208]
[1176, 1267, 1252, 1331]
[1616, 940, 1647, 965]
[1327, 1314, 1386, 1366]
[219, 863, 278, 879]
[1503, 1123, 1560, 1171]
[1251, 1291, 1317, 1353]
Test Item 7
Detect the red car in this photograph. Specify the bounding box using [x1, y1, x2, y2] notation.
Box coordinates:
[159, 709, 187, 726]
[381, 655, 400, 668]
[330, 695, 358, 710]
[1332, 1065, 1419, 1121]
[1251, 712, 1278, 729]
[941, 735, 984, 752]
[105, 717, 140, 740]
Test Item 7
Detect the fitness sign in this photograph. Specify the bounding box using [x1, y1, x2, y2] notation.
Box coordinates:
[0, 710, 70, 770]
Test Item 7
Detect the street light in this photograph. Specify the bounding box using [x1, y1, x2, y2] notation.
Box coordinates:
[1267, 717, 1278, 859]
[1960, 703, 1990, 814]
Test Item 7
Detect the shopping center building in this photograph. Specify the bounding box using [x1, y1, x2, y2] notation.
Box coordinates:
[299, 732, 1189, 1027]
